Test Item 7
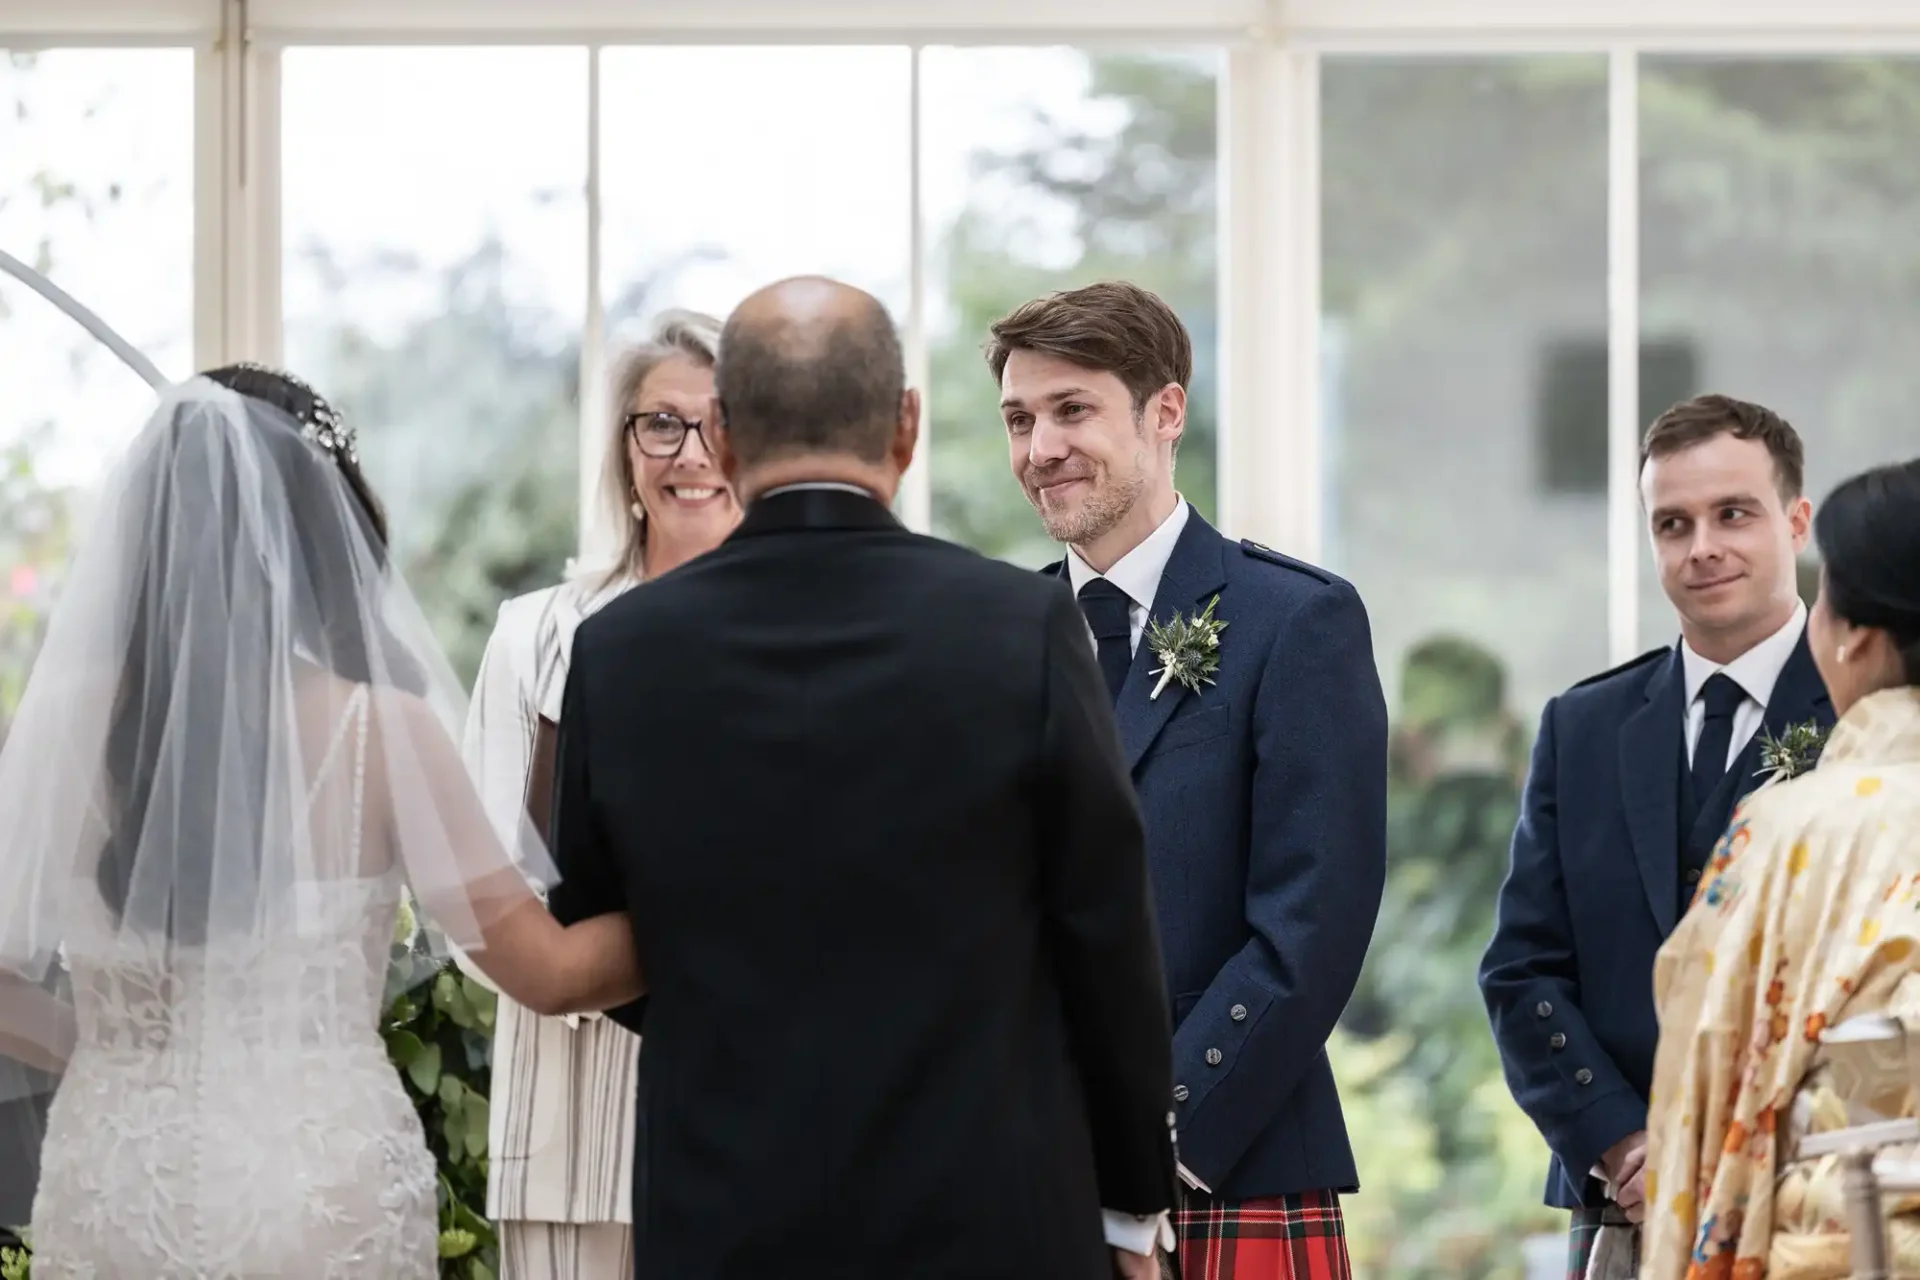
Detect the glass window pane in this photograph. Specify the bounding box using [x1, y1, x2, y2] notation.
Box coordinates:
[599, 47, 911, 327]
[281, 48, 587, 682]
[1321, 55, 1608, 1272]
[1640, 56, 1920, 648]
[0, 48, 193, 747]
[920, 48, 1221, 565]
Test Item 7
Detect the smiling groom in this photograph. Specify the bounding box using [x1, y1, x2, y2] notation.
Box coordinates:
[989, 282, 1388, 1280]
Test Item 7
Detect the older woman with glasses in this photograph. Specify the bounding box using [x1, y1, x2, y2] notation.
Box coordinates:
[458, 309, 740, 1280]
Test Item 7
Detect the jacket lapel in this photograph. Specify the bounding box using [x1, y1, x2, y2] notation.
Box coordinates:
[1735, 629, 1835, 801]
[1619, 649, 1686, 935]
[1114, 515, 1228, 771]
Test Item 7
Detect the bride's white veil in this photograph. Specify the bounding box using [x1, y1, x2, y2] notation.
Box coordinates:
[0, 368, 555, 1218]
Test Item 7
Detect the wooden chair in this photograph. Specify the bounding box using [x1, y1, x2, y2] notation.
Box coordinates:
[1793, 1014, 1920, 1278]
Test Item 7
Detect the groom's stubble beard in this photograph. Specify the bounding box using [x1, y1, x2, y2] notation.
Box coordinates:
[1030, 418, 1154, 547]
[1038, 463, 1148, 546]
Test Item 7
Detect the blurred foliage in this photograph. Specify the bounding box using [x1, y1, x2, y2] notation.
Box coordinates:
[1637, 57, 1920, 500]
[0, 54, 85, 751]
[289, 241, 691, 682]
[1339, 635, 1560, 1276]
[384, 901, 503, 1280]
[286, 236, 582, 685]
[0, 437, 74, 751]
[927, 54, 1218, 565]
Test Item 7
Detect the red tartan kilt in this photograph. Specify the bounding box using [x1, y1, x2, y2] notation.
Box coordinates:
[1173, 1189, 1352, 1280]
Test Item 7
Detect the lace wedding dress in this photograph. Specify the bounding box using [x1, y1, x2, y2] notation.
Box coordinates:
[27, 689, 440, 1279]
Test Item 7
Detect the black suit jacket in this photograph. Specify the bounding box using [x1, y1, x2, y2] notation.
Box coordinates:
[547, 487, 1178, 1279]
[1479, 633, 1833, 1208]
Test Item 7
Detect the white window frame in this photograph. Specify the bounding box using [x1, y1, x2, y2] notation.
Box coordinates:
[10, 0, 1920, 656]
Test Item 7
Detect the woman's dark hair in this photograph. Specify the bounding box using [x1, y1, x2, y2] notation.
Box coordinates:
[202, 363, 390, 546]
[95, 366, 404, 939]
[1814, 457, 1920, 686]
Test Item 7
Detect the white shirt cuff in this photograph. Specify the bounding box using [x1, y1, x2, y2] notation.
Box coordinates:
[1102, 1209, 1175, 1255]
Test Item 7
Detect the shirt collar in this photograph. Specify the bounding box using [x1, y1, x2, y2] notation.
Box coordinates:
[1064, 498, 1190, 613]
[1681, 600, 1807, 708]
[761, 481, 878, 500]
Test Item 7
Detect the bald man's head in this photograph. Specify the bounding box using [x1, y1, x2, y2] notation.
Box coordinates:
[714, 277, 905, 469]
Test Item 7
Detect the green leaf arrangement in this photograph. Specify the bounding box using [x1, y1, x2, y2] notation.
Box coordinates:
[1145, 594, 1228, 701]
[383, 899, 501, 1280]
[1, 1231, 29, 1280]
[1757, 719, 1829, 783]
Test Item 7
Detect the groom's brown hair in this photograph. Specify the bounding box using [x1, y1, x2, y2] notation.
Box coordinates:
[1641, 394, 1805, 500]
[984, 280, 1193, 414]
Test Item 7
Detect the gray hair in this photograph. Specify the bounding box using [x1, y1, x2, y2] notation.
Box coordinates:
[600, 308, 723, 583]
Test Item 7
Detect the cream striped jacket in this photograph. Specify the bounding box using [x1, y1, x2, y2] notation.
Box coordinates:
[458, 570, 640, 1225]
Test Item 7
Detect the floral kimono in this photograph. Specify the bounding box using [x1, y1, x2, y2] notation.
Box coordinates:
[1641, 686, 1920, 1280]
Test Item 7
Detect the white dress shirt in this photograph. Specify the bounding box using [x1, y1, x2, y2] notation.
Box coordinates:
[776, 480, 1175, 1258]
[1679, 602, 1808, 768]
[1064, 498, 1192, 656]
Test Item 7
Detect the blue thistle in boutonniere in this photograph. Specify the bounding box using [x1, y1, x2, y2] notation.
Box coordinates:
[1756, 719, 1828, 783]
[1145, 595, 1227, 701]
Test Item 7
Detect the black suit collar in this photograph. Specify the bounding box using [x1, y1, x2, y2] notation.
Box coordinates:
[1619, 649, 1684, 935]
[1619, 629, 1831, 934]
[1764, 628, 1834, 739]
[1045, 509, 1229, 770]
[733, 485, 900, 540]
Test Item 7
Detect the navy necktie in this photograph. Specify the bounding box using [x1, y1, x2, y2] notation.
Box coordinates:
[1691, 672, 1746, 801]
[1077, 578, 1133, 701]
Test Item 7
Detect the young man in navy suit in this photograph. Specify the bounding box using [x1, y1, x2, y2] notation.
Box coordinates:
[1479, 396, 1834, 1278]
[990, 281, 1388, 1280]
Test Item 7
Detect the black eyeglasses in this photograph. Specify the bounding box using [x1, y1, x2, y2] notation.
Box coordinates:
[623, 411, 708, 459]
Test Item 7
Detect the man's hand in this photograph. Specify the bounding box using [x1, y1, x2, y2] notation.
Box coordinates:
[1599, 1129, 1648, 1186]
[1615, 1163, 1648, 1224]
[1111, 1247, 1159, 1279]
[1600, 1129, 1650, 1224]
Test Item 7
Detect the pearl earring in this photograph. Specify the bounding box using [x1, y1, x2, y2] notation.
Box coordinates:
[630, 500, 645, 523]
[1837, 644, 1849, 663]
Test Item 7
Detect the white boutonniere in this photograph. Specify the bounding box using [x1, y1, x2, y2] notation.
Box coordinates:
[1756, 719, 1828, 783]
[1145, 595, 1227, 701]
